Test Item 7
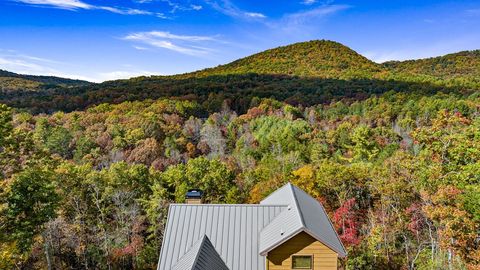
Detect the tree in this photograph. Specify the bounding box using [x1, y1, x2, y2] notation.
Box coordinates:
[333, 198, 361, 248]
[422, 186, 479, 268]
[45, 126, 73, 158]
[140, 181, 170, 269]
[161, 157, 239, 203]
[200, 120, 226, 158]
[1, 166, 60, 253]
[351, 125, 379, 161]
[127, 138, 162, 165]
[291, 165, 317, 197]
[0, 104, 12, 148]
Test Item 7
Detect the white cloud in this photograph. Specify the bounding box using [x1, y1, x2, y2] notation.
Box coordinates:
[260, 4, 350, 36]
[0, 49, 163, 82]
[205, 0, 266, 20]
[156, 12, 169, 18]
[98, 6, 151, 15]
[154, 41, 205, 55]
[0, 50, 60, 74]
[283, 5, 350, 25]
[363, 36, 480, 63]
[137, 0, 203, 13]
[14, 0, 92, 10]
[124, 31, 221, 56]
[97, 70, 158, 82]
[362, 51, 408, 63]
[0, 56, 46, 72]
[191, 4, 203, 10]
[14, 0, 162, 17]
[245, 12, 266, 18]
[0, 51, 95, 81]
[141, 31, 217, 41]
[158, 0, 180, 13]
[133, 45, 150, 51]
[301, 0, 317, 5]
[466, 9, 480, 15]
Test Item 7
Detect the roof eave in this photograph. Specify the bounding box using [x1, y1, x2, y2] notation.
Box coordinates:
[259, 227, 347, 258]
[259, 227, 304, 256]
[303, 228, 348, 258]
[157, 204, 174, 270]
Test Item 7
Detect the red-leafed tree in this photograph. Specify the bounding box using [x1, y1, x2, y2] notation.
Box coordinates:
[333, 198, 361, 247]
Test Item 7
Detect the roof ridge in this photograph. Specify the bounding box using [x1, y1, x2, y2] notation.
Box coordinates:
[190, 235, 207, 269]
[289, 183, 306, 228]
[171, 234, 205, 269]
[169, 203, 288, 207]
[172, 234, 230, 270]
[260, 182, 293, 204]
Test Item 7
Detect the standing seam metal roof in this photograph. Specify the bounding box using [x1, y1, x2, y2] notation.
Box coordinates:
[158, 204, 286, 270]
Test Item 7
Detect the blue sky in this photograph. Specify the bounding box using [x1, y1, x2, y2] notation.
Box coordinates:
[0, 0, 479, 82]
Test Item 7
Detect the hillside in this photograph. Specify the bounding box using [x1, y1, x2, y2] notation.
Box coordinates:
[384, 50, 480, 79]
[186, 40, 386, 79]
[384, 50, 480, 87]
[0, 40, 479, 113]
[0, 69, 91, 92]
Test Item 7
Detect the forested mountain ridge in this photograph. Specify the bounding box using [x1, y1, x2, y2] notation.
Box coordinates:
[384, 50, 480, 79]
[0, 69, 91, 92]
[183, 40, 386, 78]
[1, 40, 479, 113]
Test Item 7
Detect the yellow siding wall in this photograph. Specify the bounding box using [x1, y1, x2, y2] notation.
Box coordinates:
[267, 232, 338, 270]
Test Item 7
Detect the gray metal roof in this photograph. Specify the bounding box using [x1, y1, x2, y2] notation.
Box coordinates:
[259, 183, 347, 258]
[158, 204, 286, 270]
[158, 183, 346, 270]
[172, 235, 229, 270]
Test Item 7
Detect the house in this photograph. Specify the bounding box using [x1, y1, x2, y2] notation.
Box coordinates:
[157, 183, 346, 270]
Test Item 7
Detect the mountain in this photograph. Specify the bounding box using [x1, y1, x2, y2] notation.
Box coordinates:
[384, 50, 480, 80]
[383, 50, 480, 88]
[0, 69, 91, 92]
[1, 40, 479, 113]
[186, 40, 385, 79]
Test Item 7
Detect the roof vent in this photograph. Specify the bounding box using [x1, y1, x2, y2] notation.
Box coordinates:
[186, 189, 203, 204]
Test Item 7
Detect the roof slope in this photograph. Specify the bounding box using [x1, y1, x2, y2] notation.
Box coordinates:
[172, 235, 229, 270]
[259, 183, 347, 258]
[158, 204, 286, 270]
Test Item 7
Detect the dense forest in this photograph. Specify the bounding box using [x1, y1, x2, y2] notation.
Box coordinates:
[0, 69, 90, 93]
[0, 40, 479, 269]
[2, 41, 479, 113]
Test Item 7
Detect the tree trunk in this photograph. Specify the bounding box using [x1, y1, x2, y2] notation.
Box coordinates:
[43, 233, 52, 270]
